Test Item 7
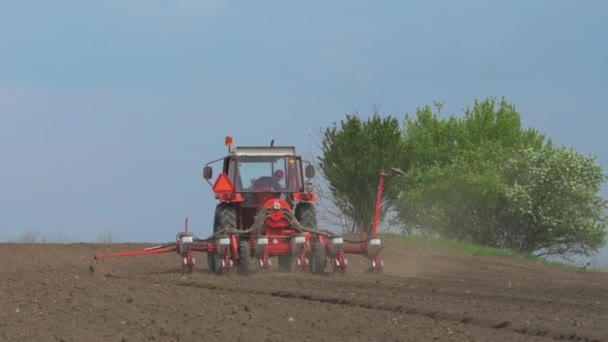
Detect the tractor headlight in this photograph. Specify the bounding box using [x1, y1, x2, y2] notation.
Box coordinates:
[305, 183, 314, 193]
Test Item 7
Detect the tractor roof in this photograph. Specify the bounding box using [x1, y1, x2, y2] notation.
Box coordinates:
[232, 146, 296, 157]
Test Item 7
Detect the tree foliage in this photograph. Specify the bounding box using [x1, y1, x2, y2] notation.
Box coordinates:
[318, 97, 607, 258]
[398, 99, 545, 238]
[318, 111, 404, 233]
[500, 145, 608, 256]
[394, 97, 607, 257]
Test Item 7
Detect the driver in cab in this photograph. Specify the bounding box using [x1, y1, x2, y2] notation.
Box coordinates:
[253, 170, 284, 191]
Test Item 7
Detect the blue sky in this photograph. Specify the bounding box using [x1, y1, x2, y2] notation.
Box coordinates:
[1, 1, 607, 262]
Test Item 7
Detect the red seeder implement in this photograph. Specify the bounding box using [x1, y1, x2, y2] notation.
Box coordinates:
[93, 218, 202, 273]
[93, 216, 384, 275]
[93, 136, 398, 275]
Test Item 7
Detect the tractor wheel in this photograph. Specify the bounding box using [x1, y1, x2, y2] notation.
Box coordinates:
[207, 206, 220, 273]
[237, 240, 251, 275]
[310, 235, 326, 274]
[207, 251, 220, 273]
[208, 203, 237, 274]
[217, 203, 237, 231]
[295, 202, 317, 229]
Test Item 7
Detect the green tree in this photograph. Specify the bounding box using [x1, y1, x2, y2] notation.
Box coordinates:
[499, 145, 608, 256]
[317, 97, 607, 258]
[397, 98, 544, 239]
[397, 99, 608, 256]
[394, 97, 608, 258]
[318, 110, 405, 233]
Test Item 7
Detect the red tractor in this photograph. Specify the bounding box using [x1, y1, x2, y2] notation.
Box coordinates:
[201, 136, 383, 275]
[202, 136, 324, 274]
[92, 136, 385, 275]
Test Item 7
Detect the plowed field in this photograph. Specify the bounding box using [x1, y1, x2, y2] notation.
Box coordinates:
[1, 239, 607, 341]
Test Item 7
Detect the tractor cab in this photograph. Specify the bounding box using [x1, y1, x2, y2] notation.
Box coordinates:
[203, 137, 316, 208]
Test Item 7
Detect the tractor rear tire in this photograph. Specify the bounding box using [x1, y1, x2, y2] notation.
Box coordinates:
[208, 206, 220, 273]
[310, 235, 326, 274]
[217, 203, 237, 232]
[295, 202, 317, 229]
[208, 203, 237, 274]
[237, 240, 251, 275]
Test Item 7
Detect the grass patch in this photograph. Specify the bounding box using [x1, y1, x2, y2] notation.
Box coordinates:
[380, 232, 583, 271]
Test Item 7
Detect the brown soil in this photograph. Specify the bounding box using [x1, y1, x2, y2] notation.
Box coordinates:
[1, 239, 607, 342]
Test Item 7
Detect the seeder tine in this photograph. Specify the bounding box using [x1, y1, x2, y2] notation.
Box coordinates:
[208, 233, 237, 275]
[366, 237, 384, 273]
[327, 235, 347, 273]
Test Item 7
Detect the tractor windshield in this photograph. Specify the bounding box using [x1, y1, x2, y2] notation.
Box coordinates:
[233, 155, 303, 192]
